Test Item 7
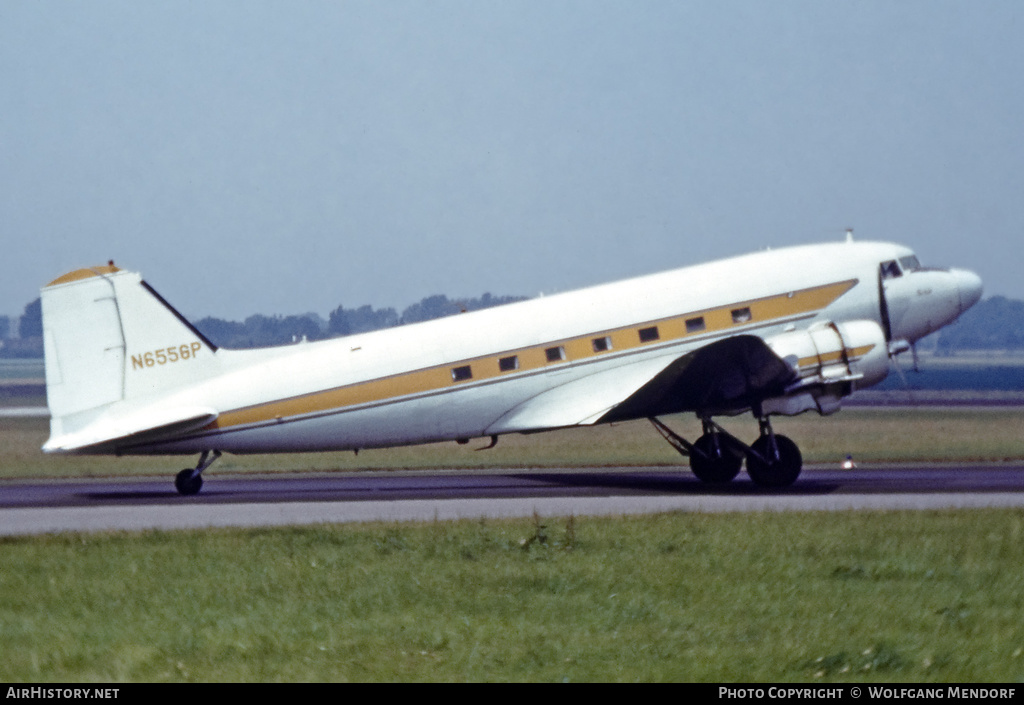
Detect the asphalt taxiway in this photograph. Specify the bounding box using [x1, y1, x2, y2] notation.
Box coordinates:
[2, 463, 1023, 536]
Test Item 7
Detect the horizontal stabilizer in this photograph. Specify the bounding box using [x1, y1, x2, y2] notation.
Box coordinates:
[43, 407, 218, 453]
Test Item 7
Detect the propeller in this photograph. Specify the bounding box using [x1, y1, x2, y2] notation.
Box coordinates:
[878, 266, 918, 400]
[877, 267, 894, 343]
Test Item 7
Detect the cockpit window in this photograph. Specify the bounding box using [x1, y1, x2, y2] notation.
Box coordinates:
[899, 255, 921, 272]
[880, 260, 902, 279]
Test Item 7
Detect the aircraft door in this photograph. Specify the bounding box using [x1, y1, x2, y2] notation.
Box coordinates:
[878, 259, 912, 344]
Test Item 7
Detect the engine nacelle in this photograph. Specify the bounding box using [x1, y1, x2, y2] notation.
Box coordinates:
[759, 319, 890, 416]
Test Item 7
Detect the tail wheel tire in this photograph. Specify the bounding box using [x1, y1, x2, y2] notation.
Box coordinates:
[746, 434, 802, 488]
[175, 469, 203, 496]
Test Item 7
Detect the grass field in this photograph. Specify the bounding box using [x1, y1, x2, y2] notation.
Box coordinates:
[2, 511, 1023, 682]
[2, 408, 1023, 682]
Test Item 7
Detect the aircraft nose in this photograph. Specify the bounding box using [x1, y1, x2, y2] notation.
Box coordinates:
[952, 269, 983, 314]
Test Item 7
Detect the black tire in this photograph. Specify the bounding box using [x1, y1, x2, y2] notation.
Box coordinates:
[174, 468, 203, 496]
[746, 434, 802, 488]
[689, 433, 743, 484]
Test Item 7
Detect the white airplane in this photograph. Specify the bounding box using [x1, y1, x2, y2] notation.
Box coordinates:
[40, 238, 982, 495]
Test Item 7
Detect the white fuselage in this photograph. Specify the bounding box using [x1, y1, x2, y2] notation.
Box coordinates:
[120, 242, 976, 454]
[42, 240, 982, 457]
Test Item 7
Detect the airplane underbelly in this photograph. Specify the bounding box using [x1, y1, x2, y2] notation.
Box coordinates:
[129, 374, 550, 453]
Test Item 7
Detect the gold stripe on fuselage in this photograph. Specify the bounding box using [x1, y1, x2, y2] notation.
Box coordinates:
[206, 278, 859, 433]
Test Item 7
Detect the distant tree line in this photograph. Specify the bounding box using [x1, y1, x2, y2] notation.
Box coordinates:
[4, 293, 1024, 357]
[0, 292, 528, 357]
[0, 299, 43, 358]
[195, 313, 328, 349]
[194, 292, 527, 348]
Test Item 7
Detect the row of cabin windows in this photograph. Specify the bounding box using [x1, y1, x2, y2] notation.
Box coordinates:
[450, 309, 755, 382]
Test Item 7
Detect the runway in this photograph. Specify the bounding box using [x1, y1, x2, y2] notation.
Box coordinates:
[2, 463, 1023, 536]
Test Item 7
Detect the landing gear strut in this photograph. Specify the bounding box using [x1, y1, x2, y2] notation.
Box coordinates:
[174, 450, 221, 496]
[650, 415, 802, 488]
[746, 418, 802, 488]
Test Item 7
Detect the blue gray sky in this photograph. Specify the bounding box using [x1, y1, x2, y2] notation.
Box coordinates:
[3, 1, 1021, 321]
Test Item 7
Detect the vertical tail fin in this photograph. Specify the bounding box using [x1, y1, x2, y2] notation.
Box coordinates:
[42, 265, 219, 426]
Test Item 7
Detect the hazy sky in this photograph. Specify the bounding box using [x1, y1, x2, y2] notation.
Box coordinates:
[2, 1, 1021, 321]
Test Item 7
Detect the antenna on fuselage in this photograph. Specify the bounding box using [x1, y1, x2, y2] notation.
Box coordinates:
[845, 228, 854, 243]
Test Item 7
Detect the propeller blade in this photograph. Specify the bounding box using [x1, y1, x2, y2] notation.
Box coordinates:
[889, 350, 916, 404]
[877, 268, 893, 343]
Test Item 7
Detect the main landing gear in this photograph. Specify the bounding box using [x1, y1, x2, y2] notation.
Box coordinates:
[174, 450, 221, 496]
[650, 415, 803, 488]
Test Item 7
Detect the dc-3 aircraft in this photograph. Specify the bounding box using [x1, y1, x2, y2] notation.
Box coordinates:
[40, 236, 982, 495]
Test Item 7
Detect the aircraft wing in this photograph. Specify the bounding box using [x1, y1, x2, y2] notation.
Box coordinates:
[485, 335, 796, 434]
[598, 335, 796, 422]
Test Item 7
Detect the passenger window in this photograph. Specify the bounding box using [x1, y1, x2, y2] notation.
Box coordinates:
[638, 326, 660, 343]
[498, 355, 519, 372]
[880, 260, 902, 279]
[685, 317, 706, 334]
[731, 307, 752, 324]
[545, 346, 566, 363]
[592, 336, 612, 353]
[451, 365, 473, 382]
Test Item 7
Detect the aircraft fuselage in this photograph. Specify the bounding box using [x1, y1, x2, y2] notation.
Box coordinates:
[40, 240, 979, 459]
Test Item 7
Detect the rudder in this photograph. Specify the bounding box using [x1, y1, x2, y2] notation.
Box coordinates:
[42, 265, 219, 422]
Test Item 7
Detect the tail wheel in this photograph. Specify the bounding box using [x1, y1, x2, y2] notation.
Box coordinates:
[689, 433, 743, 484]
[746, 434, 802, 488]
[173, 450, 220, 496]
[174, 469, 203, 496]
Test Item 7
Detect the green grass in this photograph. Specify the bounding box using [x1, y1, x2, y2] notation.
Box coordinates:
[3, 408, 1024, 481]
[3, 408, 1023, 682]
[2, 510, 1023, 682]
